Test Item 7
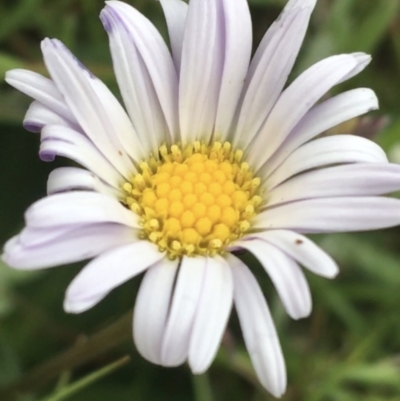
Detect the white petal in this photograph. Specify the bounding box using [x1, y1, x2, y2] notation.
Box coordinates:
[47, 167, 121, 198]
[246, 0, 316, 77]
[227, 254, 286, 397]
[23, 101, 78, 133]
[5, 69, 75, 122]
[233, 2, 315, 149]
[159, 0, 188, 73]
[40, 125, 123, 188]
[41, 38, 134, 178]
[100, 6, 172, 152]
[245, 0, 316, 94]
[255, 197, 400, 233]
[265, 88, 379, 174]
[213, 0, 252, 139]
[249, 53, 368, 171]
[3, 223, 137, 270]
[88, 75, 146, 163]
[285, 0, 317, 11]
[101, 1, 179, 140]
[179, 0, 222, 144]
[268, 163, 400, 207]
[19, 225, 76, 247]
[236, 240, 312, 320]
[243, 230, 338, 278]
[25, 192, 139, 229]
[266, 135, 388, 188]
[161, 256, 207, 366]
[188, 256, 233, 374]
[338, 52, 371, 83]
[134, 258, 179, 364]
[65, 241, 164, 313]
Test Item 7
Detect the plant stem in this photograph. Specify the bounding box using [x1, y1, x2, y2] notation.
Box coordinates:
[192, 373, 214, 401]
[0, 311, 132, 401]
[41, 356, 131, 401]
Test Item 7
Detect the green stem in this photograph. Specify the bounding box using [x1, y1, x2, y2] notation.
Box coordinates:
[0, 311, 132, 400]
[41, 356, 130, 401]
[192, 373, 214, 401]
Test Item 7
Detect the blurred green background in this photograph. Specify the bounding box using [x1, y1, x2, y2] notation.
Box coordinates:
[1, 0, 400, 400]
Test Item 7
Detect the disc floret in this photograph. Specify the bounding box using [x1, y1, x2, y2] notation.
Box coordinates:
[122, 141, 262, 258]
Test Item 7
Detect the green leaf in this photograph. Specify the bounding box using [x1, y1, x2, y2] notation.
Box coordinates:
[338, 363, 400, 389]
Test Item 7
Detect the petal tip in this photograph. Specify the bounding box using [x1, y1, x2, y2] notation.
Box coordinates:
[351, 52, 372, 67]
[262, 372, 287, 398]
[63, 294, 93, 314]
[291, 304, 313, 320]
[23, 120, 42, 133]
[101, 1, 134, 31]
[1, 239, 26, 270]
[1, 253, 26, 271]
[99, 8, 113, 33]
[1, 253, 11, 267]
[39, 149, 56, 162]
[4, 69, 20, 84]
[63, 298, 82, 314]
[325, 268, 340, 279]
[40, 37, 59, 52]
[41, 38, 96, 80]
[189, 364, 208, 376]
[270, 388, 286, 399]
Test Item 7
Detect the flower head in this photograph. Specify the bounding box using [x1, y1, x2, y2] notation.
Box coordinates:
[4, 0, 400, 397]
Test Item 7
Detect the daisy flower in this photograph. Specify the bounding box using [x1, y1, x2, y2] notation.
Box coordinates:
[4, 0, 400, 396]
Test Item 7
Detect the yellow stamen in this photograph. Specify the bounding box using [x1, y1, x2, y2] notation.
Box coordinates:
[122, 142, 263, 257]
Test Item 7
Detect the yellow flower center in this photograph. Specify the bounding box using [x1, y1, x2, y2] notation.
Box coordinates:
[122, 141, 262, 258]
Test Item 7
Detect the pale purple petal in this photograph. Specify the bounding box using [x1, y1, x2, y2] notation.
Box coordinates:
[338, 52, 371, 83]
[159, 0, 188, 73]
[23, 101, 78, 133]
[266, 135, 388, 188]
[161, 256, 207, 366]
[88, 75, 146, 162]
[248, 53, 368, 171]
[227, 254, 286, 397]
[19, 225, 76, 247]
[265, 88, 379, 174]
[40, 125, 123, 188]
[3, 223, 136, 270]
[41, 38, 134, 178]
[134, 258, 179, 364]
[102, 1, 179, 140]
[188, 256, 233, 374]
[245, 0, 316, 80]
[5, 69, 75, 122]
[65, 241, 164, 313]
[242, 230, 338, 278]
[267, 163, 400, 207]
[255, 197, 400, 233]
[47, 167, 121, 198]
[179, 0, 222, 144]
[233, 1, 315, 149]
[236, 240, 312, 319]
[100, 5, 172, 152]
[25, 192, 139, 229]
[213, 0, 252, 139]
